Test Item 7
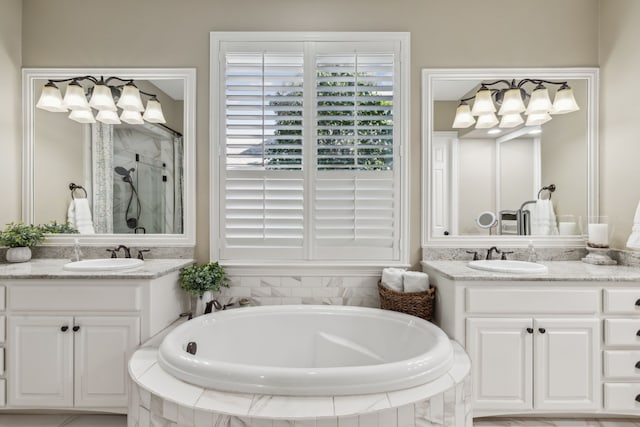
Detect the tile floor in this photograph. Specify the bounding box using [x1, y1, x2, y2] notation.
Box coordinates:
[0, 415, 639, 426]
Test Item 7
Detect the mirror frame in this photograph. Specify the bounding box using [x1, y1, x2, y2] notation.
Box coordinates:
[421, 67, 599, 248]
[22, 68, 197, 247]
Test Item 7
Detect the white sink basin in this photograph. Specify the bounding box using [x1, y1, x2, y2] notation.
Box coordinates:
[63, 258, 144, 272]
[468, 259, 548, 274]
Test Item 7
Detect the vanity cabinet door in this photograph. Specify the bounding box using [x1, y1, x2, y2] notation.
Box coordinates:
[73, 316, 140, 408]
[7, 315, 74, 407]
[534, 318, 600, 411]
[467, 318, 533, 412]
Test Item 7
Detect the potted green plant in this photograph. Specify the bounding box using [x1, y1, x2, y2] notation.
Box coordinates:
[179, 262, 229, 316]
[0, 222, 46, 263]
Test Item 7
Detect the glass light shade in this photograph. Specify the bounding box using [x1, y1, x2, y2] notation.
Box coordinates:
[498, 88, 526, 115]
[96, 109, 121, 125]
[36, 84, 67, 112]
[475, 113, 499, 129]
[451, 103, 475, 128]
[499, 113, 524, 128]
[525, 87, 552, 115]
[142, 99, 167, 123]
[120, 110, 144, 125]
[470, 89, 496, 115]
[89, 84, 117, 111]
[62, 82, 90, 111]
[526, 112, 552, 126]
[117, 84, 145, 112]
[552, 87, 580, 114]
[68, 109, 96, 124]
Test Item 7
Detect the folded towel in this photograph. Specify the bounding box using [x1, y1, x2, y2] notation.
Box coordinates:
[403, 271, 429, 293]
[68, 198, 96, 234]
[627, 200, 640, 250]
[381, 268, 404, 292]
[530, 199, 558, 236]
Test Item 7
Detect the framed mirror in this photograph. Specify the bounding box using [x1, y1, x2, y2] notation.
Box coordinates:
[23, 68, 196, 246]
[422, 68, 598, 248]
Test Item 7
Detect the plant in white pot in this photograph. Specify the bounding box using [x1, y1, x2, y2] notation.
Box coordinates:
[179, 262, 229, 316]
[0, 222, 46, 263]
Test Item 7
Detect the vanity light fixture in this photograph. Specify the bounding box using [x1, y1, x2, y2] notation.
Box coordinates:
[452, 79, 579, 129]
[36, 75, 166, 125]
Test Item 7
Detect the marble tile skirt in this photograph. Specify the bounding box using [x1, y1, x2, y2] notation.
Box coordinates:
[128, 341, 472, 427]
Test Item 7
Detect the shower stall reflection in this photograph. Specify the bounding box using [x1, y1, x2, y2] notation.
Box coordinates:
[109, 123, 183, 234]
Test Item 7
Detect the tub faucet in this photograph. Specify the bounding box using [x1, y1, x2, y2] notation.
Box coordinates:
[486, 246, 501, 260]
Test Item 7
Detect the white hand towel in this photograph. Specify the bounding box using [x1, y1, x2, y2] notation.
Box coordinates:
[381, 267, 404, 292]
[68, 199, 96, 234]
[530, 199, 559, 236]
[403, 271, 429, 293]
[627, 200, 640, 250]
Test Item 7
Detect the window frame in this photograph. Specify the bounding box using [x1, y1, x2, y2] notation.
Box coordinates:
[210, 32, 410, 271]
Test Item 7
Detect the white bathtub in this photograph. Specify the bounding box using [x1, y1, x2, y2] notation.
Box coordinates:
[157, 305, 454, 396]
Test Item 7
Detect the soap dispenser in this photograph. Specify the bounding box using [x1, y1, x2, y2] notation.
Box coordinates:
[527, 240, 537, 262]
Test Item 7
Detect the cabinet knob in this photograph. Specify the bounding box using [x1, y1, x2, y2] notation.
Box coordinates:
[526, 327, 534, 334]
[636, 329, 640, 337]
[636, 298, 640, 306]
[72, 326, 80, 332]
[635, 361, 640, 370]
[60, 326, 69, 332]
[538, 328, 546, 334]
[636, 394, 640, 403]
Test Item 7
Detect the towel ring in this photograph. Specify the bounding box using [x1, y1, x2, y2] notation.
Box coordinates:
[537, 184, 556, 200]
[69, 183, 87, 200]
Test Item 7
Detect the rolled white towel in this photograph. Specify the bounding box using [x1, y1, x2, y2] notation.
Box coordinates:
[403, 271, 429, 293]
[381, 267, 404, 292]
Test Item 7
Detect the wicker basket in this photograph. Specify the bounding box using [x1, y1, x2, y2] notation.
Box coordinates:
[378, 281, 435, 321]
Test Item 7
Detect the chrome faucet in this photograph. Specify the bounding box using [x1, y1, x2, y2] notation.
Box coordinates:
[114, 245, 132, 258]
[486, 246, 501, 260]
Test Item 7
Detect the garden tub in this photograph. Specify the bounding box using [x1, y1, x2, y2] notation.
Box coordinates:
[157, 305, 454, 396]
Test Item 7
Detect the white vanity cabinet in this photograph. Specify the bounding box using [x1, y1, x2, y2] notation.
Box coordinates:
[0, 262, 189, 413]
[467, 317, 599, 413]
[423, 261, 640, 418]
[8, 315, 139, 408]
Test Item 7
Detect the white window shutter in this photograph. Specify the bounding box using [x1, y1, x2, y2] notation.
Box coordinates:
[215, 35, 406, 265]
[221, 46, 306, 259]
[312, 50, 399, 260]
[222, 171, 304, 259]
[313, 172, 397, 260]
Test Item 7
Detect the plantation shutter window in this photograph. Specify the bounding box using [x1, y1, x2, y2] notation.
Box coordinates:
[213, 34, 408, 265]
[313, 48, 398, 260]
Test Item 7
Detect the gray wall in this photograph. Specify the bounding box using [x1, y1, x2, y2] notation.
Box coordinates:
[14, 0, 600, 264]
[600, 1, 640, 248]
[0, 0, 22, 226]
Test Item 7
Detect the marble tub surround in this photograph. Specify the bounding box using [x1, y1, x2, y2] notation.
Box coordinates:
[422, 260, 640, 281]
[128, 340, 472, 427]
[0, 258, 193, 279]
[217, 274, 382, 307]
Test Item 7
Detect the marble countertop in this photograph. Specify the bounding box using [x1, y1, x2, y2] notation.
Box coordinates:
[0, 258, 194, 280]
[422, 260, 640, 282]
